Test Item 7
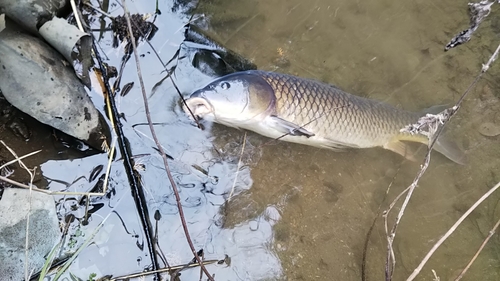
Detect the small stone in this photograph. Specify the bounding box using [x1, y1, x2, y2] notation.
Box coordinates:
[478, 122, 500, 137]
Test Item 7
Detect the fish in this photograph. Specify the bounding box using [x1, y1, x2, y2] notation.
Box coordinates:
[183, 70, 465, 164]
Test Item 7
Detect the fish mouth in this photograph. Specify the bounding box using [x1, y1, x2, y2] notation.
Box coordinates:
[183, 96, 213, 120]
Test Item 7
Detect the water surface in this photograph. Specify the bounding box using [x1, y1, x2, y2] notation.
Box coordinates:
[192, 0, 500, 280]
[23, 0, 500, 280]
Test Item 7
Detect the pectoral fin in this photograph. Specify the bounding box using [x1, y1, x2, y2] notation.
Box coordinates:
[383, 140, 419, 162]
[266, 116, 315, 137]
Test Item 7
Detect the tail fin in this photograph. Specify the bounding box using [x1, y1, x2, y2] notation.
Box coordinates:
[433, 135, 466, 165]
[418, 105, 467, 165]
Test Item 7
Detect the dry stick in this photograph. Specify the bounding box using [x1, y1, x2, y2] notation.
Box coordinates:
[0, 149, 41, 170]
[361, 163, 402, 281]
[227, 132, 247, 202]
[382, 183, 414, 278]
[0, 175, 32, 189]
[454, 215, 500, 281]
[385, 74, 478, 280]
[0, 141, 36, 280]
[120, 2, 215, 280]
[385, 152, 434, 280]
[384, 123, 449, 279]
[88, 17, 163, 281]
[109, 259, 220, 281]
[83, 2, 114, 19]
[0, 149, 41, 188]
[406, 181, 500, 281]
[0, 147, 115, 196]
[121, 6, 202, 129]
[69, 0, 116, 198]
[69, 0, 84, 31]
[432, 269, 440, 281]
[168, 73, 203, 129]
[384, 42, 500, 281]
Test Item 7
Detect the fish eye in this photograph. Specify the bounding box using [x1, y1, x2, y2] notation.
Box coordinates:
[220, 82, 231, 90]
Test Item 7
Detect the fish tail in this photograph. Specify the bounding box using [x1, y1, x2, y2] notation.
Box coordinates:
[433, 135, 466, 165]
[416, 106, 467, 164]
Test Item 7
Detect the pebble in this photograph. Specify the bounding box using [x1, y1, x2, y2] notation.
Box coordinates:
[478, 122, 500, 137]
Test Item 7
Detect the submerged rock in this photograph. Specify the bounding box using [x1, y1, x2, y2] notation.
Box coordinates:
[0, 188, 60, 281]
[185, 24, 257, 76]
[478, 122, 500, 137]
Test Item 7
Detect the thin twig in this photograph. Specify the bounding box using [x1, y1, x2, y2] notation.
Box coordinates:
[69, 0, 85, 31]
[0, 141, 36, 280]
[69, 0, 115, 200]
[227, 132, 247, 202]
[385, 151, 434, 279]
[83, 2, 115, 19]
[111, 2, 202, 128]
[384, 38, 500, 281]
[0, 176, 33, 189]
[453, 216, 500, 281]
[87, 10, 162, 280]
[432, 269, 440, 281]
[362, 163, 402, 281]
[0, 174, 117, 196]
[0, 149, 41, 170]
[168, 73, 202, 129]
[1, 141, 35, 174]
[110, 258, 221, 281]
[382, 183, 413, 278]
[407, 180, 500, 280]
[120, 1, 214, 280]
[0, 148, 41, 189]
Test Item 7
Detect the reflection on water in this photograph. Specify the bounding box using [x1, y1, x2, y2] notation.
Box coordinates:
[36, 0, 500, 280]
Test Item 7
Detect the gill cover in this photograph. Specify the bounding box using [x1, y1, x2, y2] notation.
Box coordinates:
[187, 71, 277, 123]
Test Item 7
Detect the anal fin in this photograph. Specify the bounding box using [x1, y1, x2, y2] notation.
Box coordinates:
[320, 137, 360, 151]
[383, 140, 419, 162]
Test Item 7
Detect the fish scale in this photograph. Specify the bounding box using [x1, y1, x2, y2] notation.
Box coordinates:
[256, 70, 418, 147]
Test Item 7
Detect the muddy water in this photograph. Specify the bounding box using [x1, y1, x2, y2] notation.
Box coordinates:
[7, 0, 499, 280]
[192, 0, 500, 280]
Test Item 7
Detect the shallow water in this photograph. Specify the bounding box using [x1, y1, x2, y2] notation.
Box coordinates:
[4, 0, 500, 280]
[192, 0, 500, 280]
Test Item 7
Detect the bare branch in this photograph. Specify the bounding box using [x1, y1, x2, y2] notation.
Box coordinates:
[453, 216, 500, 281]
[407, 181, 500, 281]
[385, 17, 500, 281]
[120, 1, 215, 280]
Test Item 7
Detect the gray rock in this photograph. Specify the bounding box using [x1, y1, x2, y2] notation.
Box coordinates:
[0, 188, 60, 281]
[0, 0, 68, 35]
[0, 15, 110, 151]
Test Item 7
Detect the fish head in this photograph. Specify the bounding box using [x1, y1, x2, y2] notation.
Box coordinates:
[184, 71, 276, 126]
